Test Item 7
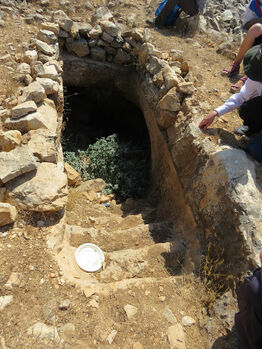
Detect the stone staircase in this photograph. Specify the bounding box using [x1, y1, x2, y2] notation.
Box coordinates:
[53, 186, 203, 348]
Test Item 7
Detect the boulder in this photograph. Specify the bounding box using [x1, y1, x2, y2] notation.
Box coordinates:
[0, 145, 37, 184]
[52, 10, 73, 32]
[40, 22, 59, 36]
[18, 81, 46, 104]
[100, 20, 120, 37]
[92, 7, 113, 23]
[35, 40, 55, 56]
[66, 39, 90, 57]
[27, 322, 60, 342]
[6, 163, 68, 212]
[37, 29, 57, 44]
[26, 129, 57, 163]
[5, 99, 58, 134]
[38, 64, 59, 81]
[157, 87, 181, 112]
[0, 130, 22, 151]
[114, 48, 131, 65]
[64, 162, 81, 187]
[0, 203, 17, 226]
[11, 101, 37, 119]
[36, 77, 59, 95]
[167, 324, 186, 349]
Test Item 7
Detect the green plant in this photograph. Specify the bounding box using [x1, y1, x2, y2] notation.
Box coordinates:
[63, 134, 150, 200]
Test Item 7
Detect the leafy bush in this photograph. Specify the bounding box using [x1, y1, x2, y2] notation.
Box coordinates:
[63, 134, 150, 199]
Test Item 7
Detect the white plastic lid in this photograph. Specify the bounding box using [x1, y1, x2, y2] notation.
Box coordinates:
[75, 243, 105, 272]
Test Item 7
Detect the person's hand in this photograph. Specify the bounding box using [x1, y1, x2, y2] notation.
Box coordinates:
[199, 111, 218, 130]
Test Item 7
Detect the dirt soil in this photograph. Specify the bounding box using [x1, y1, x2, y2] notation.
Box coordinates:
[0, 0, 255, 348]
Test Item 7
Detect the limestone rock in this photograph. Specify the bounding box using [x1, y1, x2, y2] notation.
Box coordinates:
[27, 322, 59, 342]
[78, 22, 92, 37]
[163, 66, 180, 90]
[89, 24, 102, 39]
[146, 56, 165, 75]
[92, 6, 113, 23]
[35, 40, 55, 56]
[100, 20, 119, 37]
[157, 110, 176, 129]
[124, 304, 138, 319]
[114, 48, 131, 65]
[107, 330, 117, 344]
[18, 81, 46, 104]
[59, 299, 70, 310]
[177, 81, 195, 95]
[0, 145, 37, 184]
[60, 323, 75, 341]
[52, 10, 73, 32]
[158, 87, 180, 112]
[6, 163, 68, 212]
[32, 61, 44, 77]
[36, 77, 59, 95]
[167, 324, 186, 349]
[26, 129, 57, 163]
[66, 39, 90, 57]
[75, 178, 106, 193]
[16, 62, 31, 75]
[4, 272, 23, 289]
[0, 295, 13, 311]
[38, 64, 59, 81]
[182, 315, 196, 326]
[64, 162, 81, 186]
[41, 22, 59, 35]
[37, 29, 57, 44]
[0, 130, 22, 151]
[163, 307, 178, 324]
[5, 99, 58, 134]
[0, 203, 17, 226]
[11, 101, 37, 119]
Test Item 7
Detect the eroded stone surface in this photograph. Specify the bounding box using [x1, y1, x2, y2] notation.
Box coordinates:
[0, 145, 37, 184]
[5, 99, 58, 133]
[0, 130, 22, 151]
[0, 203, 17, 226]
[6, 163, 68, 212]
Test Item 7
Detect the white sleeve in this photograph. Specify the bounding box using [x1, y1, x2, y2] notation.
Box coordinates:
[215, 79, 260, 116]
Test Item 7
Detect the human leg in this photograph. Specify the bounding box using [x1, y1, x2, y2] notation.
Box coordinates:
[155, 0, 179, 27]
[235, 96, 262, 135]
[222, 23, 262, 77]
[230, 76, 248, 93]
[177, 0, 198, 16]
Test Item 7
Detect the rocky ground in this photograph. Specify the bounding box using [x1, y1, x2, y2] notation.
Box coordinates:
[0, 0, 259, 348]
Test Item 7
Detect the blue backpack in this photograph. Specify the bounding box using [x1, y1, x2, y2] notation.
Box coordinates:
[155, 0, 181, 26]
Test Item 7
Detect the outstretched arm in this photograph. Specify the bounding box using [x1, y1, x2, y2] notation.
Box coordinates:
[199, 110, 218, 130]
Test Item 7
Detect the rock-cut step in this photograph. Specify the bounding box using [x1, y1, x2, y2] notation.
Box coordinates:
[56, 241, 185, 289]
[67, 221, 175, 252]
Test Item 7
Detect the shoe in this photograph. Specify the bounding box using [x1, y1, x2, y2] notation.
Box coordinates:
[234, 125, 252, 136]
[146, 19, 154, 26]
[222, 62, 240, 77]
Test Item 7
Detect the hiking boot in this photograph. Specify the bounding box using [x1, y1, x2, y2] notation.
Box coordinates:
[234, 125, 252, 136]
[146, 19, 154, 26]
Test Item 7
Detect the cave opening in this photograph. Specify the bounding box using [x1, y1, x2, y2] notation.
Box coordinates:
[62, 84, 152, 200]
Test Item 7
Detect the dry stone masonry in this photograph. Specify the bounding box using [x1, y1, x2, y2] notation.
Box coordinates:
[0, 5, 261, 280]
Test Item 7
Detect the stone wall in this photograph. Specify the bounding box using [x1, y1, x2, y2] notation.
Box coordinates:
[0, 6, 261, 278]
